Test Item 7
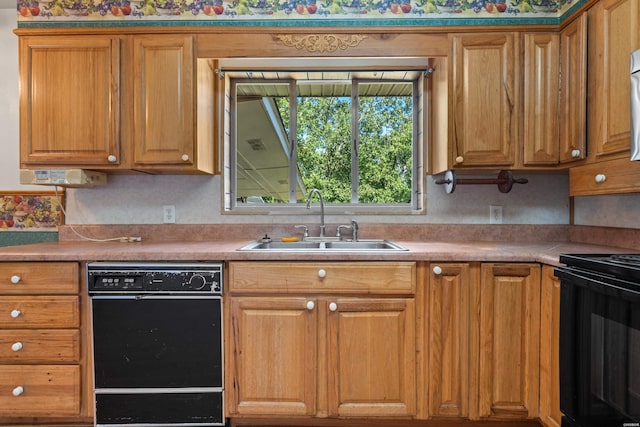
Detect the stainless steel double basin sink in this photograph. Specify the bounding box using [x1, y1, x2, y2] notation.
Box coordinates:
[238, 239, 407, 252]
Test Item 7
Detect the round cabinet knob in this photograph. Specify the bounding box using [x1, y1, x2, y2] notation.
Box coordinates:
[10, 310, 21, 319]
[328, 302, 338, 312]
[571, 149, 581, 158]
[107, 155, 117, 163]
[595, 174, 607, 184]
[10, 275, 21, 284]
[11, 342, 23, 352]
[306, 301, 315, 311]
[455, 156, 464, 164]
[181, 154, 190, 162]
[317, 269, 327, 279]
[12, 386, 24, 397]
[432, 266, 443, 275]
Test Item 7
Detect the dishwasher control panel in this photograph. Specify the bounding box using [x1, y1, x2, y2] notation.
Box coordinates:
[87, 262, 223, 295]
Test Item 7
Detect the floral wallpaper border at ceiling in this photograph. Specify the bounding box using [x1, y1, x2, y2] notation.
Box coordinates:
[16, 0, 587, 26]
[0, 191, 65, 231]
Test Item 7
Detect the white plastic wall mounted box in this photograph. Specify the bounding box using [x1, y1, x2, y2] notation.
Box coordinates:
[20, 169, 107, 187]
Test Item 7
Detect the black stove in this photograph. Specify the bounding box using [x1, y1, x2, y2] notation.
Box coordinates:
[555, 254, 640, 427]
[559, 253, 640, 284]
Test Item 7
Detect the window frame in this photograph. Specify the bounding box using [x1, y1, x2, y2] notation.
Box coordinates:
[222, 62, 428, 215]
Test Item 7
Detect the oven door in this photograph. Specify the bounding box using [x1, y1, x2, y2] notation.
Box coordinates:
[557, 267, 640, 427]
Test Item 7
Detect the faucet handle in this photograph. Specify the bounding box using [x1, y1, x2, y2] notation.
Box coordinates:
[336, 225, 352, 239]
[294, 225, 309, 238]
[350, 219, 359, 241]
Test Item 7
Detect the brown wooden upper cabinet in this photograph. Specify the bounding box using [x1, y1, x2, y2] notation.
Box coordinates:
[569, 0, 640, 196]
[447, 33, 518, 170]
[451, 13, 587, 172]
[522, 33, 560, 166]
[19, 36, 121, 167]
[587, 0, 640, 161]
[127, 35, 215, 173]
[19, 34, 216, 174]
[559, 13, 588, 164]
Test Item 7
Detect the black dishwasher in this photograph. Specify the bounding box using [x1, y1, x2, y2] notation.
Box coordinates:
[87, 262, 224, 427]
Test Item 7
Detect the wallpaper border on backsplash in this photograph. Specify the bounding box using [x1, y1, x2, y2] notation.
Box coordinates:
[0, 190, 64, 231]
[16, 0, 587, 27]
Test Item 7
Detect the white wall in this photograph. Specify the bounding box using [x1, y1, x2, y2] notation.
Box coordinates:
[0, 15, 634, 228]
[0, 9, 41, 191]
[0, 9, 22, 189]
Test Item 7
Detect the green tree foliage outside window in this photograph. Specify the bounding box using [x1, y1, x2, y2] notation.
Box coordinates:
[275, 92, 413, 204]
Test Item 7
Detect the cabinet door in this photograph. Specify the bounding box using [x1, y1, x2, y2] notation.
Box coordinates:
[450, 33, 517, 168]
[539, 266, 562, 427]
[523, 33, 560, 166]
[227, 297, 317, 416]
[478, 263, 540, 419]
[132, 35, 195, 168]
[19, 36, 120, 167]
[559, 13, 588, 163]
[327, 298, 416, 417]
[588, 0, 640, 158]
[427, 263, 471, 418]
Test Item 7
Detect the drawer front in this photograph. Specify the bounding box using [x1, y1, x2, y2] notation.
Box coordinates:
[0, 262, 79, 294]
[0, 330, 80, 362]
[0, 365, 81, 416]
[570, 157, 640, 196]
[0, 296, 79, 328]
[229, 262, 415, 294]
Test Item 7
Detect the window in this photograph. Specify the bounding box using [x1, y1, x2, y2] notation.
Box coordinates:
[222, 59, 427, 213]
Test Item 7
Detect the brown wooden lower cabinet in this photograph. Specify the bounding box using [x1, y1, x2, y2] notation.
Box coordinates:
[427, 263, 472, 419]
[327, 297, 416, 418]
[426, 262, 542, 422]
[0, 261, 92, 426]
[227, 261, 549, 426]
[228, 295, 417, 419]
[478, 263, 541, 420]
[226, 261, 417, 420]
[0, 259, 555, 426]
[539, 266, 562, 427]
[228, 418, 543, 426]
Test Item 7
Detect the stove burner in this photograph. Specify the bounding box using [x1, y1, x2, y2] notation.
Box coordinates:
[609, 254, 640, 265]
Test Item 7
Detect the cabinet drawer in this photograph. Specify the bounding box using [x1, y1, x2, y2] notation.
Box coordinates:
[0, 296, 79, 328]
[0, 365, 80, 416]
[229, 262, 415, 294]
[0, 330, 80, 362]
[570, 157, 640, 196]
[0, 262, 79, 294]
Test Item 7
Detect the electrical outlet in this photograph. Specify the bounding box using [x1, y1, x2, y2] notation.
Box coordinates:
[163, 205, 176, 224]
[490, 205, 503, 224]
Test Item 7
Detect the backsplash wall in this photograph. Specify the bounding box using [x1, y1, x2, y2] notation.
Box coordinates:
[63, 173, 571, 225]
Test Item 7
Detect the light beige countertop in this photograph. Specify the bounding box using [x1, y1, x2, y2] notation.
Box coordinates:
[0, 224, 636, 266]
[0, 238, 629, 266]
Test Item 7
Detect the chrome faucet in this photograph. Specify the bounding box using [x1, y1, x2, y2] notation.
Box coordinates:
[351, 218, 359, 241]
[306, 189, 325, 238]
